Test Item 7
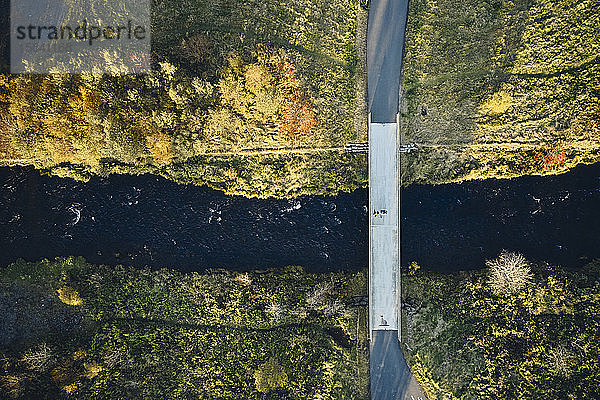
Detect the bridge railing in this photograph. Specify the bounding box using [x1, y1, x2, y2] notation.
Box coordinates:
[345, 142, 418, 153]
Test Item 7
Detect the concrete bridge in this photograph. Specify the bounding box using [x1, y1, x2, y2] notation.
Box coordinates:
[367, 0, 426, 399]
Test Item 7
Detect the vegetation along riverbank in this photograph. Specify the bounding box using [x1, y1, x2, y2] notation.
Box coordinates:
[0, 0, 366, 198]
[400, 0, 600, 185]
[3, 0, 600, 196]
[0, 257, 369, 399]
[401, 252, 600, 399]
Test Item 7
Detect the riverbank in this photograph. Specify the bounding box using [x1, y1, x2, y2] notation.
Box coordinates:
[0, 257, 369, 399]
[400, 254, 600, 400]
[3, 0, 600, 197]
[400, 0, 600, 186]
[0, 0, 365, 199]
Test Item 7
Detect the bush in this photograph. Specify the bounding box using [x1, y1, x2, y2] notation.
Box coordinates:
[486, 251, 533, 296]
[254, 357, 289, 393]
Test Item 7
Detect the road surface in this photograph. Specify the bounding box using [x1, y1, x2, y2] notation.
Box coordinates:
[367, 0, 427, 399]
[370, 331, 426, 400]
[367, 0, 409, 123]
[369, 123, 399, 334]
[369, 122, 424, 400]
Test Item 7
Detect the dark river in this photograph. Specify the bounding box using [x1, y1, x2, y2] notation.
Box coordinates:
[1, 164, 600, 272]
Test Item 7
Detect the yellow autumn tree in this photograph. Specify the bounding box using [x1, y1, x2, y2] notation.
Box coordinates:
[57, 287, 83, 306]
[146, 130, 173, 164]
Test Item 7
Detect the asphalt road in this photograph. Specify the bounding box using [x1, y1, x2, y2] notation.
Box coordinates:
[367, 0, 409, 122]
[370, 331, 426, 400]
[368, 123, 426, 400]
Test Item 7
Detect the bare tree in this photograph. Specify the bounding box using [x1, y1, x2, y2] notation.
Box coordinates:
[265, 303, 285, 322]
[548, 345, 575, 377]
[487, 251, 533, 296]
[21, 343, 54, 372]
[305, 282, 333, 308]
[324, 299, 345, 317]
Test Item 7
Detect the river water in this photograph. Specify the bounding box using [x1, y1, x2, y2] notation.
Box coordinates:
[0, 167, 368, 272]
[1, 164, 599, 272]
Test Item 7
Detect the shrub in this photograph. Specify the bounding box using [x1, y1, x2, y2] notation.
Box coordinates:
[486, 251, 533, 296]
[254, 357, 288, 393]
[21, 344, 54, 372]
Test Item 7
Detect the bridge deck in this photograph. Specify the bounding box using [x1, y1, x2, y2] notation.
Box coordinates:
[369, 123, 399, 334]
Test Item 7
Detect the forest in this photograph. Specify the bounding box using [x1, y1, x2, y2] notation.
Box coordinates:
[0, 0, 367, 198]
[0, 257, 369, 399]
[401, 253, 600, 400]
[401, 0, 600, 186]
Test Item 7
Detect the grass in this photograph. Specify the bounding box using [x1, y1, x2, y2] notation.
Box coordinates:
[400, 0, 600, 185]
